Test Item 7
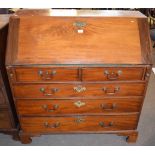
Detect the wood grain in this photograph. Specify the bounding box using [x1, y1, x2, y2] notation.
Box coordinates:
[7, 16, 143, 65]
[6, 16, 20, 66]
[16, 98, 142, 116]
[0, 109, 12, 129]
[13, 83, 145, 98]
[138, 18, 152, 64]
[15, 9, 146, 18]
[82, 67, 145, 81]
[20, 114, 138, 133]
[5, 10, 152, 143]
[14, 67, 79, 82]
[10, 66, 146, 82]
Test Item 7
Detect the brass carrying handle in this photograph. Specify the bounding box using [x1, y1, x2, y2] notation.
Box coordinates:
[99, 122, 113, 128]
[42, 104, 59, 112]
[44, 122, 60, 128]
[74, 86, 86, 93]
[38, 70, 56, 80]
[100, 103, 116, 110]
[102, 87, 120, 95]
[40, 88, 59, 96]
[104, 70, 122, 80]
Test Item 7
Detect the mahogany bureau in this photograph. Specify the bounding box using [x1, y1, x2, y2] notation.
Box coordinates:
[6, 9, 152, 144]
[0, 15, 18, 140]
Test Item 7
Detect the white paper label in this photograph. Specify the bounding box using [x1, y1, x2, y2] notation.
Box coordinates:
[77, 29, 84, 33]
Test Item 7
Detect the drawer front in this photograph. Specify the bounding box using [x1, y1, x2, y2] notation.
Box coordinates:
[17, 98, 142, 115]
[13, 83, 145, 98]
[82, 67, 145, 81]
[13, 67, 79, 82]
[0, 109, 12, 129]
[20, 115, 138, 133]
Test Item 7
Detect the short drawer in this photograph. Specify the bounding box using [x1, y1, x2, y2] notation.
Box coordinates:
[82, 67, 145, 81]
[0, 109, 12, 129]
[20, 115, 138, 133]
[16, 98, 142, 116]
[12, 67, 79, 82]
[13, 83, 145, 98]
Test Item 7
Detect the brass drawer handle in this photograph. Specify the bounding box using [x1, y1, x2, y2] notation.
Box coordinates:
[99, 122, 113, 128]
[40, 88, 59, 96]
[74, 86, 86, 93]
[104, 70, 122, 80]
[42, 104, 59, 112]
[102, 87, 120, 95]
[44, 122, 60, 128]
[100, 103, 116, 110]
[38, 70, 56, 80]
[74, 101, 86, 108]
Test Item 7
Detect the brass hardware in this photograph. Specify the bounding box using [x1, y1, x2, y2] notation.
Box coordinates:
[104, 70, 122, 80]
[73, 21, 86, 27]
[40, 88, 59, 96]
[74, 101, 86, 108]
[75, 118, 85, 124]
[38, 70, 56, 80]
[42, 104, 59, 112]
[74, 86, 86, 93]
[99, 122, 113, 128]
[44, 122, 60, 128]
[40, 88, 45, 92]
[100, 103, 116, 110]
[102, 87, 120, 95]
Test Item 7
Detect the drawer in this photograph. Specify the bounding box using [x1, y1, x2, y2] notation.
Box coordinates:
[82, 67, 145, 81]
[13, 83, 145, 98]
[17, 98, 142, 115]
[0, 109, 12, 129]
[20, 115, 138, 133]
[13, 67, 79, 82]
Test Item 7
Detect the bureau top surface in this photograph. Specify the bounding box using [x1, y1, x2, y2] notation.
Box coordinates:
[0, 15, 10, 29]
[6, 9, 152, 66]
[15, 9, 146, 18]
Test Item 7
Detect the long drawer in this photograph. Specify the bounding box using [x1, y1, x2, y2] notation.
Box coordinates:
[13, 83, 145, 98]
[0, 109, 12, 129]
[20, 115, 138, 133]
[16, 98, 142, 115]
[11, 67, 145, 82]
